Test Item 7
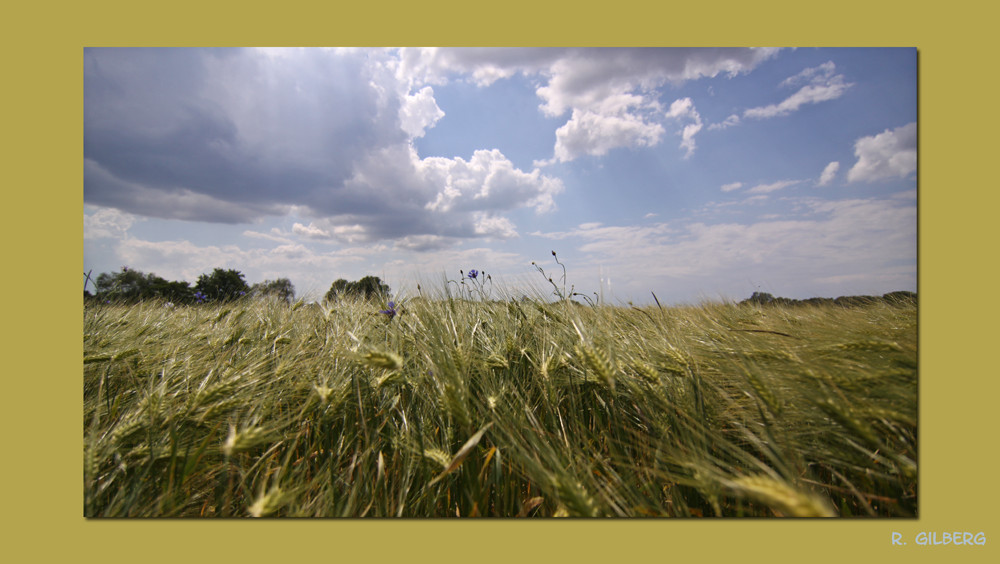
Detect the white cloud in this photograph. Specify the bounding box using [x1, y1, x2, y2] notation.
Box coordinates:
[395, 48, 780, 163]
[664, 98, 703, 158]
[743, 61, 853, 120]
[328, 224, 369, 243]
[417, 147, 564, 215]
[394, 47, 559, 90]
[663, 98, 694, 120]
[396, 48, 779, 111]
[292, 222, 331, 239]
[243, 228, 292, 244]
[846, 123, 917, 183]
[399, 86, 445, 139]
[779, 61, 836, 89]
[818, 161, 840, 186]
[721, 182, 743, 192]
[550, 110, 664, 163]
[473, 213, 519, 239]
[270, 243, 310, 259]
[747, 179, 800, 194]
[84, 207, 138, 239]
[287, 222, 369, 244]
[708, 114, 741, 131]
[281, 143, 563, 245]
[532, 48, 780, 118]
[393, 234, 455, 252]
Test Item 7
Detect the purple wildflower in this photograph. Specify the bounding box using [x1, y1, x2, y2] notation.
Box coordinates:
[380, 301, 397, 319]
[467, 269, 478, 280]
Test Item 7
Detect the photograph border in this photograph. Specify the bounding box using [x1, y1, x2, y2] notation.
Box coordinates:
[7, 1, 995, 562]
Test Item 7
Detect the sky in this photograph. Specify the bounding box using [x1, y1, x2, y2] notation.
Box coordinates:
[84, 47, 917, 305]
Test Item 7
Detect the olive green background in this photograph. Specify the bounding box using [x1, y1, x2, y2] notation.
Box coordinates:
[5, 1, 997, 562]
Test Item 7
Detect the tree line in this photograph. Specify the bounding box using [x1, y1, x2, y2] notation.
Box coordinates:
[739, 290, 917, 308]
[84, 266, 391, 305]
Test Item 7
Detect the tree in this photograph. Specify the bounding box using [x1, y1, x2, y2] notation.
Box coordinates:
[251, 278, 296, 303]
[92, 266, 194, 303]
[146, 276, 194, 303]
[325, 276, 390, 302]
[325, 278, 350, 302]
[95, 267, 147, 301]
[742, 291, 775, 305]
[353, 275, 391, 300]
[195, 268, 250, 302]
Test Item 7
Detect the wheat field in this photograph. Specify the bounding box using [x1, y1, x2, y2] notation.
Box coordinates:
[83, 290, 916, 517]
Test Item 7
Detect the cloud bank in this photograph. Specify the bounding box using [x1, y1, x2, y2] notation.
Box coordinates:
[531, 195, 915, 301]
[85, 48, 564, 247]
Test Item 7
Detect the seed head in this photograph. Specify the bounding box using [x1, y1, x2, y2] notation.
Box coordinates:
[222, 424, 273, 457]
[361, 350, 403, 370]
[728, 475, 835, 517]
[248, 487, 287, 517]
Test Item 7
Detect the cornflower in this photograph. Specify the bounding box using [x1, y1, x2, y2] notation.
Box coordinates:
[379, 301, 397, 319]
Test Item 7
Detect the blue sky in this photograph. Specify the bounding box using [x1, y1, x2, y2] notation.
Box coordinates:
[84, 47, 916, 304]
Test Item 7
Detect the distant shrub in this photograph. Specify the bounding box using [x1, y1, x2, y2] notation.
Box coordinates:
[800, 297, 835, 307]
[742, 292, 775, 305]
[882, 291, 917, 305]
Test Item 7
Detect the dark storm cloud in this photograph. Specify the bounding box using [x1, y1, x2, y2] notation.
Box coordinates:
[84, 48, 406, 223]
[84, 48, 776, 229]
